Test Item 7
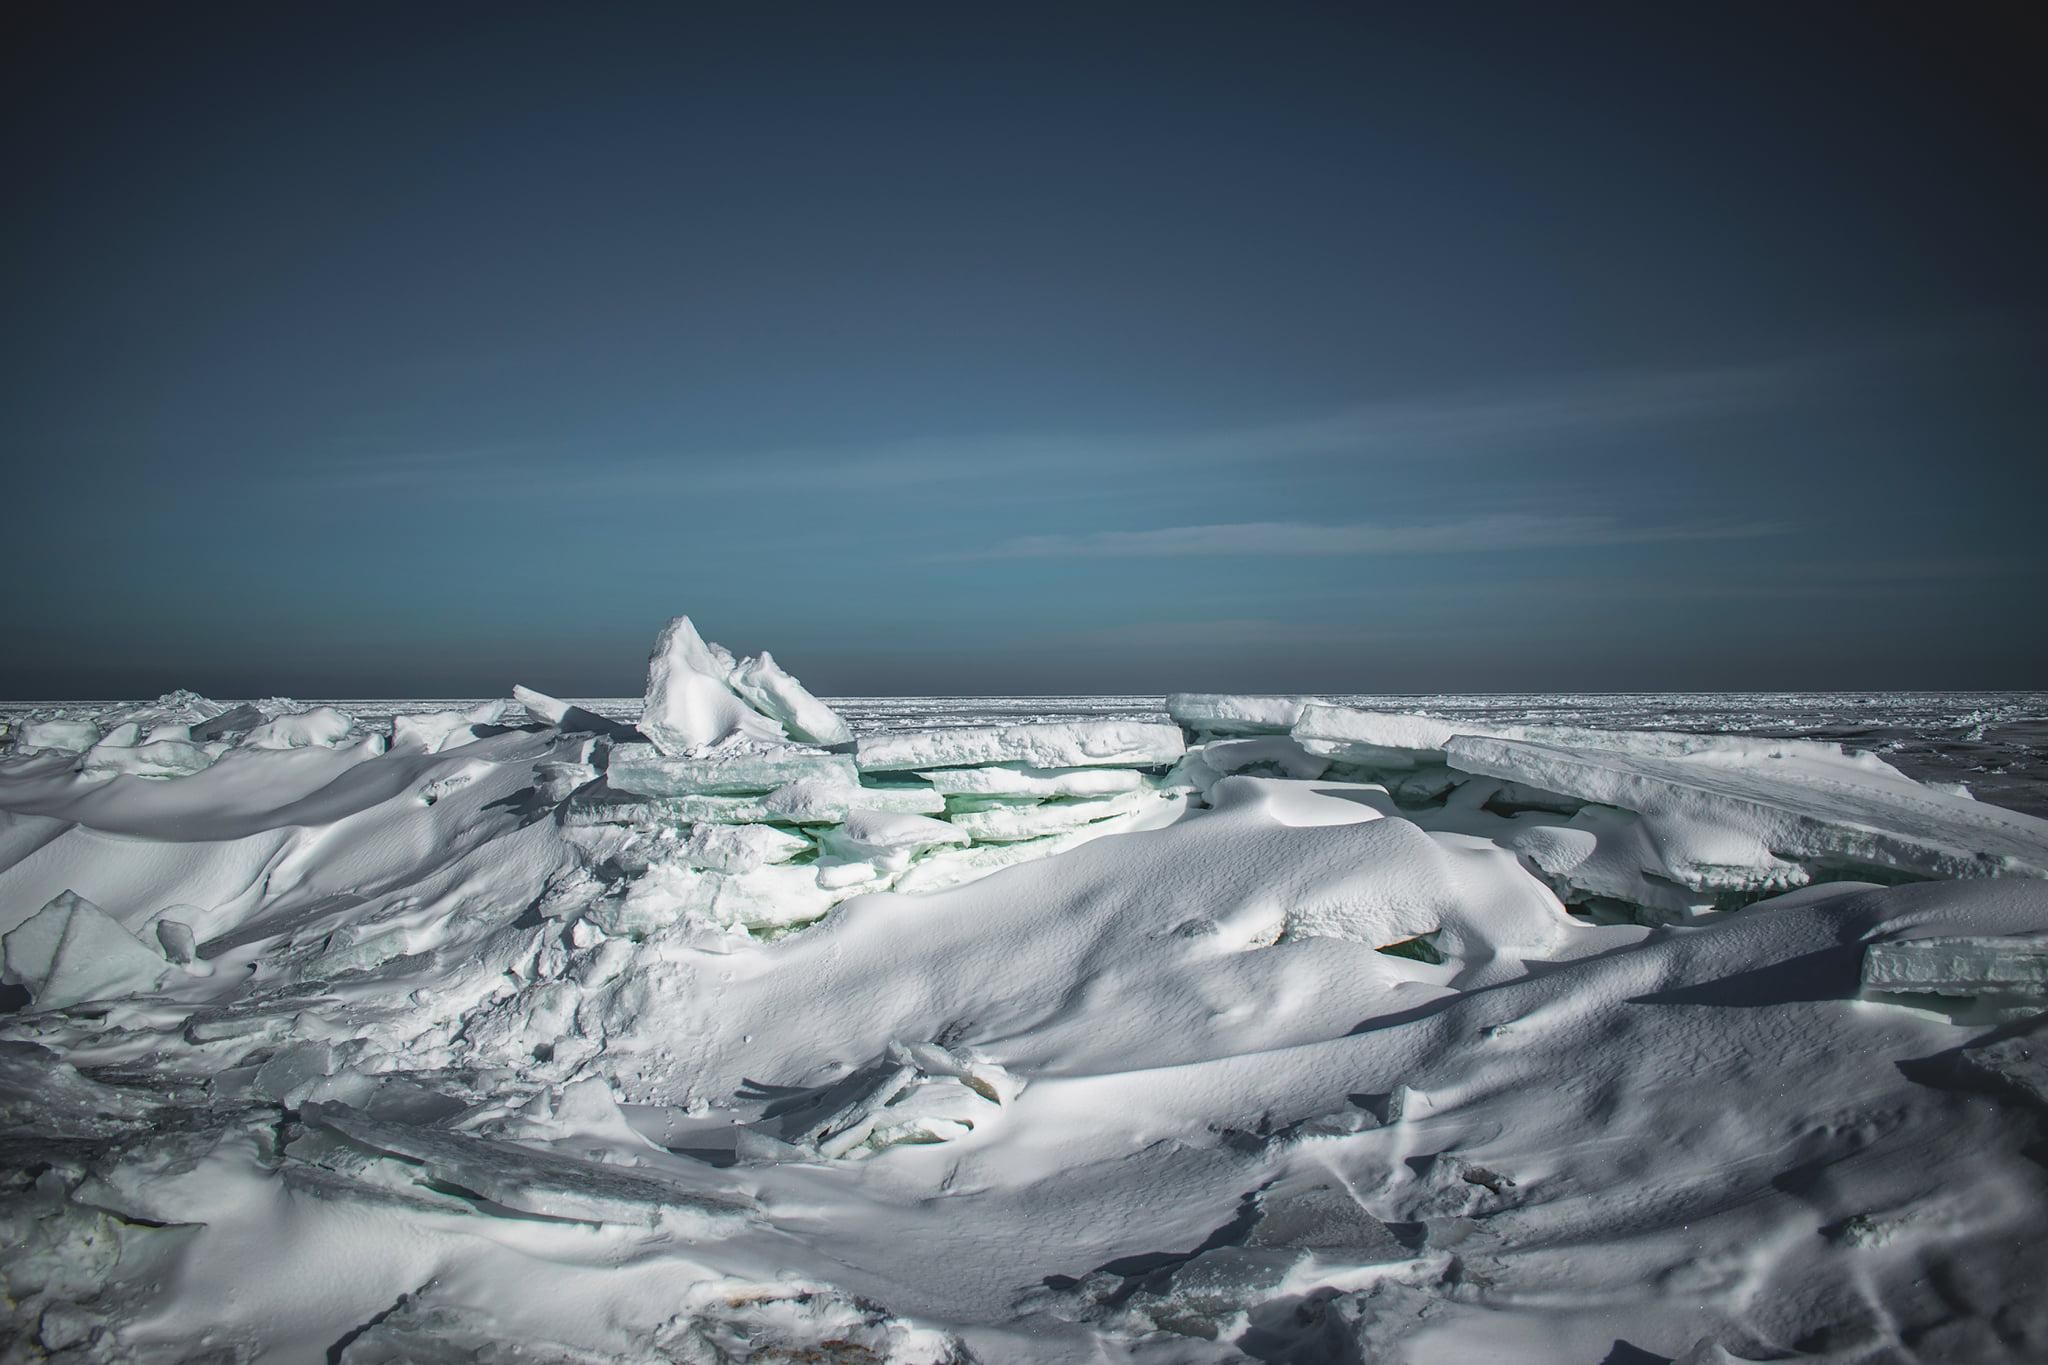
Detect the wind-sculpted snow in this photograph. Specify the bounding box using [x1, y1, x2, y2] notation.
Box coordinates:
[3, 652, 2048, 1361]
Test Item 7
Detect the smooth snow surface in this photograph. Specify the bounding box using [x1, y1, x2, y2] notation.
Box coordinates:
[4, 650, 2048, 1362]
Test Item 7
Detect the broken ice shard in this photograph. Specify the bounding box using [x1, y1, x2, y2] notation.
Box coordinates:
[639, 615, 785, 754]
[1245, 1182, 1414, 1260]
[946, 790, 1155, 842]
[2, 891, 171, 1011]
[728, 650, 853, 747]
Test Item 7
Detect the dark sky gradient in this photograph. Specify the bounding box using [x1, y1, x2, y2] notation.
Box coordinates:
[3, 3, 2043, 698]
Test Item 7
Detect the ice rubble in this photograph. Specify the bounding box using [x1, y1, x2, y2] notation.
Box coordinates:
[4, 662, 2048, 1362]
[738, 1040, 1018, 1161]
[531, 616, 1191, 938]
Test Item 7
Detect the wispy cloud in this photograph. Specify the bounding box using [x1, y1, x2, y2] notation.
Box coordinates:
[965, 513, 1788, 560]
[302, 321, 1988, 497]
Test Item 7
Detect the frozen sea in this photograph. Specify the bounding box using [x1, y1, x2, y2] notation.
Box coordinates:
[10, 690, 2045, 815]
[6, 657, 2048, 1361]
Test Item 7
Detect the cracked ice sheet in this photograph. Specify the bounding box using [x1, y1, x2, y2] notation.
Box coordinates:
[5, 704, 2048, 1361]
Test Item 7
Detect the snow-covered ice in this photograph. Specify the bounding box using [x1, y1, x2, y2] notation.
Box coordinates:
[856, 721, 1185, 773]
[3, 627, 2047, 1362]
[607, 742, 858, 797]
[1165, 693, 1320, 737]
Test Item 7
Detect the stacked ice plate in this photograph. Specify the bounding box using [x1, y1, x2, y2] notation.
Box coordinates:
[545, 617, 1187, 939]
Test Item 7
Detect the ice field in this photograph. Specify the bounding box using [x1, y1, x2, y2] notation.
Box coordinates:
[2, 623, 2046, 1362]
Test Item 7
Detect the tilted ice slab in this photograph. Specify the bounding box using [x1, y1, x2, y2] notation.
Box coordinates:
[946, 790, 1158, 843]
[298, 1102, 755, 1230]
[1293, 704, 1913, 781]
[1447, 734, 2048, 884]
[2, 891, 172, 1011]
[1292, 706, 1466, 769]
[764, 776, 946, 822]
[856, 721, 1184, 773]
[1861, 935, 2048, 999]
[608, 743, 857, 797]
[511, 685, 635, 740]
[1166, 693, 1320, 737]
[728, 650, 853, 747]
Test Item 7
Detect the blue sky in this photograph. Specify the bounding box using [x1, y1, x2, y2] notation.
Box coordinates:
[3, 4, 2043, 696]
